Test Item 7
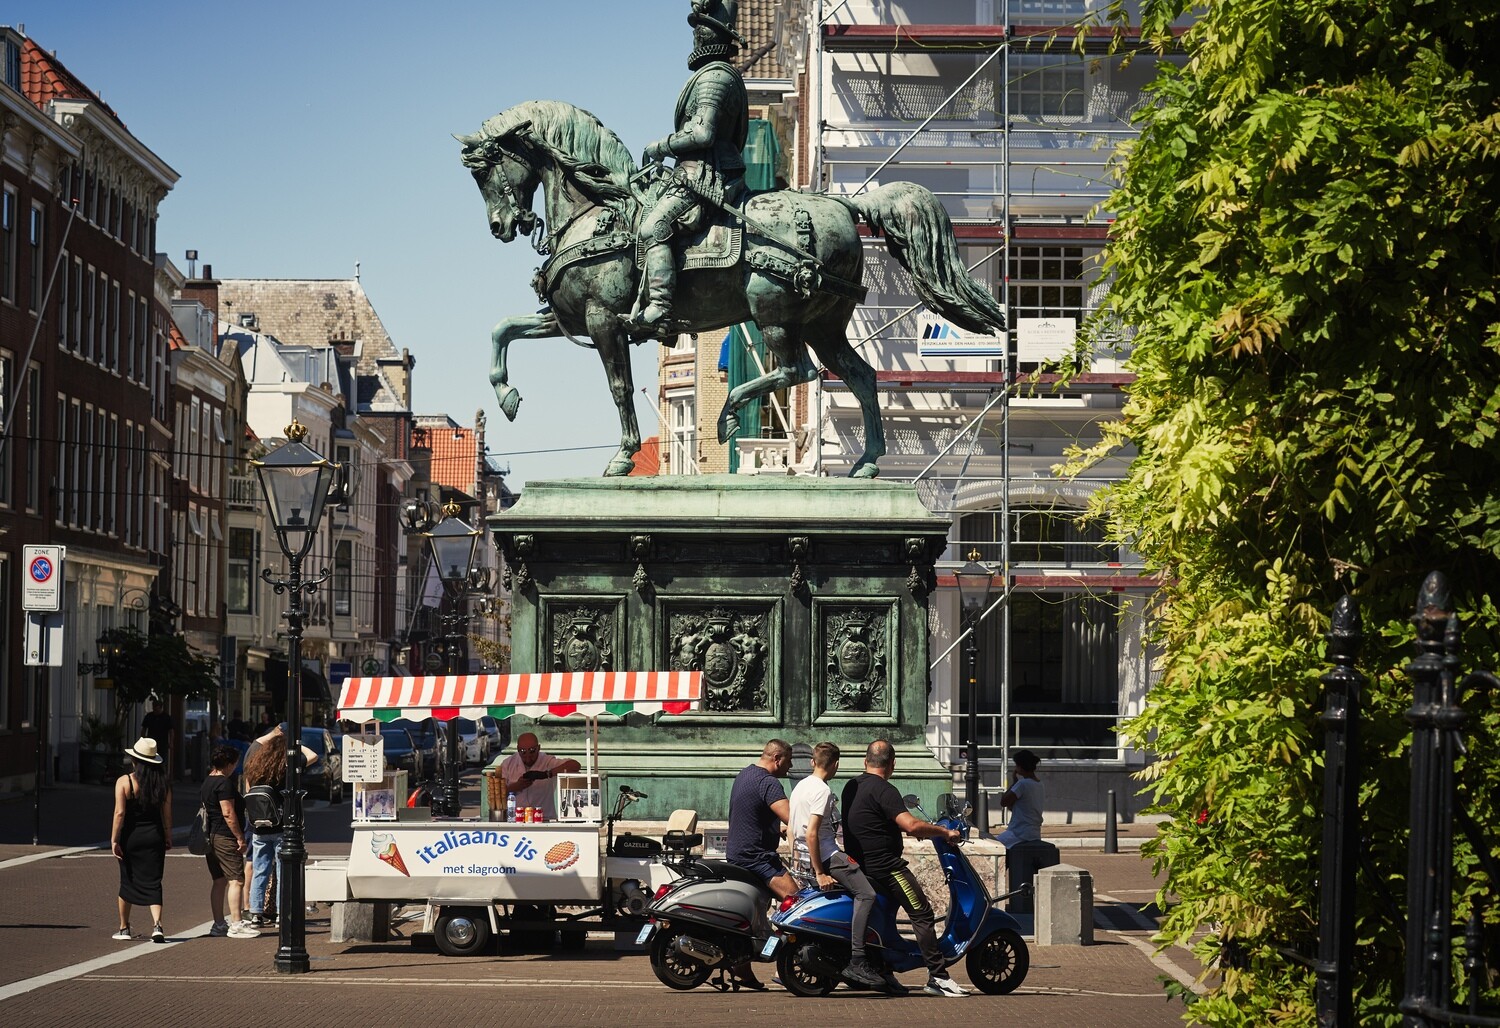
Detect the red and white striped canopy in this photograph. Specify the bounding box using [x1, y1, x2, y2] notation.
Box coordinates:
[336, 671, 701, 723]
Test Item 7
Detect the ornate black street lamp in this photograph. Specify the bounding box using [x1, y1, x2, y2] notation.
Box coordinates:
[954, 548, 995, 818]
[425, 501, 481, 817]
[251, 421, 337, 975]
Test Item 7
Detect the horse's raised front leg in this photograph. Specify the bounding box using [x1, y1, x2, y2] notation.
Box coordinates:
[587, 305, 641, 477]
[813, 330, 884, 478]
[717, 325, 818, 443]
[490, 310, 560, 421]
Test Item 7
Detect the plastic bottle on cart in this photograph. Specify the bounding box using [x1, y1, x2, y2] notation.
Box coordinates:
[505, 790, 517, 822]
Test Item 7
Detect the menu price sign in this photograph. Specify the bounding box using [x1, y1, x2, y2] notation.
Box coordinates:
[342, 733, 386, 783]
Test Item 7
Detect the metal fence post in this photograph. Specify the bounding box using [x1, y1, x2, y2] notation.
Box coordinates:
[1315, 594, 1363, 1027]
[1402, 572, 1455, 1026]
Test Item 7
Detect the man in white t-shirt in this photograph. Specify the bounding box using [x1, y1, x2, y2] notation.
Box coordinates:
[996, 749, 1043, 847]
[497, 732, 580, 821]
[787, 742, 885, 989]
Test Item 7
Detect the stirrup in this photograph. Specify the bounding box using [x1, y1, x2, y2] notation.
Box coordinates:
[623, 301, 672, 331]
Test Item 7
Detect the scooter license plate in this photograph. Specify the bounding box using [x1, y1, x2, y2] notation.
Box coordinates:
[635, 924, 655, 945]
[760, 936, 780, 959]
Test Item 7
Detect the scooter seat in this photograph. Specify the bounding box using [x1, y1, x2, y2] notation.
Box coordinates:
[694, 859, 772, 891]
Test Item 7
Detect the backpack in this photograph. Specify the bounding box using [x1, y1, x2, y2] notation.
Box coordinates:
[244, 784, 284, 832]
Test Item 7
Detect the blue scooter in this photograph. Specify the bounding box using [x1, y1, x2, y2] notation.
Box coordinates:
[770, 794, 1030, 996]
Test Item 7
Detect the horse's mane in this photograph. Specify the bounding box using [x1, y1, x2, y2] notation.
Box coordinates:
[473, 100, 638, 200]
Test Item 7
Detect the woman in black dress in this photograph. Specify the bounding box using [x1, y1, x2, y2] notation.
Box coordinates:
[111, 736, 172, 942]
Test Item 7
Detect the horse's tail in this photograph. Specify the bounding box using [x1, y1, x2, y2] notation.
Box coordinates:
[843, 183, 1007, 335]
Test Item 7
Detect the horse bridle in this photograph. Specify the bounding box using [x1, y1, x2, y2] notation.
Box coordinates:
[485, 146, 545, 252]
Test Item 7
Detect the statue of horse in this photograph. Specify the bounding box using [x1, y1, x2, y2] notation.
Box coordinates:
[457, 99, 1005, 478]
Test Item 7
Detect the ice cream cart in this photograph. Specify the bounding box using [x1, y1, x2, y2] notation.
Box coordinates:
[311, 670, 703, 956]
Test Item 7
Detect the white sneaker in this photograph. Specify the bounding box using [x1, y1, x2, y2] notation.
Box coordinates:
[111, 927, 133, 941]
[923, 975, 968, 997]
[208, 920, 230, 937]
[227, 921, 260, 938]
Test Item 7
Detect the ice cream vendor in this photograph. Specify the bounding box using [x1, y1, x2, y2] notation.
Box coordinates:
[496, 733, 580, 820]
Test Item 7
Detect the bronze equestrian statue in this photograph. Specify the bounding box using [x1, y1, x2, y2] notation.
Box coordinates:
[458, 5, 1006, 478]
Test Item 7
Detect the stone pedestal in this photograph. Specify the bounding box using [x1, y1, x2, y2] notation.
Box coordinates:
[488, 476, 950, 820]
[330, 901, 390, 943]
[1035, 864, 1094, 946]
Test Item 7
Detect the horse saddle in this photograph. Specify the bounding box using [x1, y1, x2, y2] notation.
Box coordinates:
[634, 181, 744, 273]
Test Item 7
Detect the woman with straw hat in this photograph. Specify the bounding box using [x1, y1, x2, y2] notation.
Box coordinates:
[110, 736, 173, 942]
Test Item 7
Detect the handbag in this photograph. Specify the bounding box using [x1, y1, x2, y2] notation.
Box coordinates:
[187, 802, 209, 855]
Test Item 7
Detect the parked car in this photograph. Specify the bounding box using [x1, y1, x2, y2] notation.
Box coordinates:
[301, 727, 344, 803]
[453, 718, 488, 766]
[378, 725, 423, 780]
[405, 720, 444, 777]
[478, 715, 506, 763]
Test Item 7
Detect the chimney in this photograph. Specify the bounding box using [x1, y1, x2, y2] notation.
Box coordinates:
[179, 260, 221, 340]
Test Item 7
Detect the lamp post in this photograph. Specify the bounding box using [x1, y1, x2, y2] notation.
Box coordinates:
[251, 420, 337, 975]
[955, 548, 995, 818]
[424, 501, 481, 817]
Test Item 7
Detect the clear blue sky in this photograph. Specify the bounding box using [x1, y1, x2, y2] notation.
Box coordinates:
[20, 1, 703, 486]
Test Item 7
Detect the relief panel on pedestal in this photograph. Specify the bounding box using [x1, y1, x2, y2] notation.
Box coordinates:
[813, 600, 899, 724]
[662, 600, 780, 722]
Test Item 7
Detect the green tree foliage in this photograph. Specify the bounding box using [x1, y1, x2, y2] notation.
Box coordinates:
[98, 626, 217, 738]
[1073, 0, 1500, 1022]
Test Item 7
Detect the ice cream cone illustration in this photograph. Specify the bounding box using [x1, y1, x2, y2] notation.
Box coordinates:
[371, 833, 411, 876]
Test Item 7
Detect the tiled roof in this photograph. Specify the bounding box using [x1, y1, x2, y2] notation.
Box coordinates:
[426, 425, 477, 496]
[630, 436, 661, 476]
[737, 0, 784, 79]
[167, 320, 188, 352]
[19, 37, 123, 123]
[218, 278, 408, 414]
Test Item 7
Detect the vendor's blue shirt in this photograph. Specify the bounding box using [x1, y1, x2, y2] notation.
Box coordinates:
[726, 764, 786, 868]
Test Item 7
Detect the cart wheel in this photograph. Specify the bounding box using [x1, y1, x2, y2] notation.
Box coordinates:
[965, 927, 1029, 994]
[434, 908, 492, 957]
[650, 929, 713, 990]
[777, 940, 840, 997]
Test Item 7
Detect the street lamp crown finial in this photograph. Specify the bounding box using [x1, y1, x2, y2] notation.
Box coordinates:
[966, 548, 982, 562]
[441, 500, 462, 519]
[285, 420, 308, 443]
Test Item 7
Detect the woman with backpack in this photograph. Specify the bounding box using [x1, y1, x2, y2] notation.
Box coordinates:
[241, 731, 318, 929]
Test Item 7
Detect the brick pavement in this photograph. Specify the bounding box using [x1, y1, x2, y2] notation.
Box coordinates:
[0, 781, 1202, 1027]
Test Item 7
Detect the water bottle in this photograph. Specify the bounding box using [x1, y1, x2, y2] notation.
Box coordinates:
[505, 790, 517, 823]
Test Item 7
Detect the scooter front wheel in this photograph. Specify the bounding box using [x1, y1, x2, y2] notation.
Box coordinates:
[650, 928, 714, 990]
[777, 941, 841, 997]
[965, 927, 1030, 995]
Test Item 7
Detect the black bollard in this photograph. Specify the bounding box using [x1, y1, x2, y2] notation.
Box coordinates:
[1105, 789, 1118, 854]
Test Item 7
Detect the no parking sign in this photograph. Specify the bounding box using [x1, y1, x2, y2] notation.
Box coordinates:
[22, 545, 64, 612]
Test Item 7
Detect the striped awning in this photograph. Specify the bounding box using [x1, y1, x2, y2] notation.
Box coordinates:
[336, 671, 701, 722]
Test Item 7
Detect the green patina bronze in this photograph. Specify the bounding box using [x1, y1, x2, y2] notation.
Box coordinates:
[482, 476, 953, 820]
[457, 4, 1006, 480]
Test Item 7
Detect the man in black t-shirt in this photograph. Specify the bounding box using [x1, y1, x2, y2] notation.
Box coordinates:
[841, 739, 967, 998]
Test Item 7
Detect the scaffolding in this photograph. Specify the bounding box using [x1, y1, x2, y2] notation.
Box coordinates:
[781, 0, 1184, 795]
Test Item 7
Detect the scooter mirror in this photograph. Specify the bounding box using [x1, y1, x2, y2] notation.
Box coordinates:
[902, 793, 922, 810]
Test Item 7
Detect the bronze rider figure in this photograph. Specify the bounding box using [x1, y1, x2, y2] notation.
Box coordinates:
[625, 0, 749, 334]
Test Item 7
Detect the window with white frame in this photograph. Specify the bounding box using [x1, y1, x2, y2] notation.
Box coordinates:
[1008, 53, 1087, 122]
[0, 186, 14, 302]
[0, 353, 11, 506]
[667, 390, 697, 475]
[1007, 244, 1099, 322]
[25, 367, 38, 510]
[28, 202, 42, 311]
[227, 527, 256, 615]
